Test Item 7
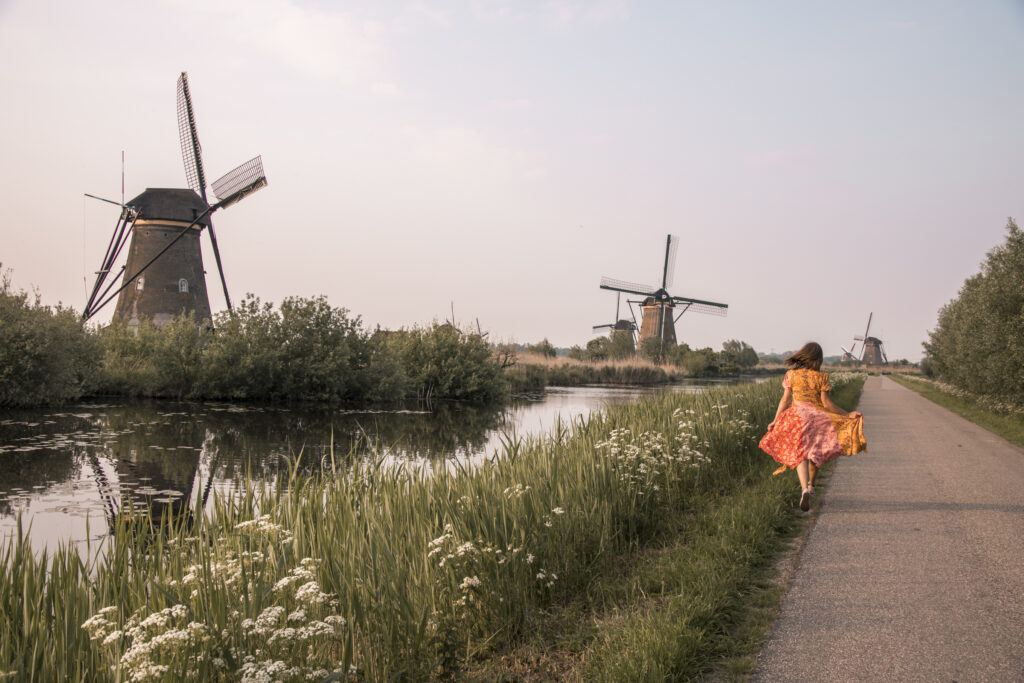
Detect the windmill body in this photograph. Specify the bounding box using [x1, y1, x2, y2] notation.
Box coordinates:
[112, 188, 213, 327]
[638, 290, 677, 346]
[851, 312, 888, 365]
[861, 337, 887, 365]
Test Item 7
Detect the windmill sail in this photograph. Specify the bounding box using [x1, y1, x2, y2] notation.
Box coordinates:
[177, 71, 232, 311]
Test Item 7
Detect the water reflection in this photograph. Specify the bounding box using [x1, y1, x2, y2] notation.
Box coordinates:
[0, 379, 759, 549]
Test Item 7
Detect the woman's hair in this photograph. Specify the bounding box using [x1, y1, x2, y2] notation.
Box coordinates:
[786, 342, 824, 371]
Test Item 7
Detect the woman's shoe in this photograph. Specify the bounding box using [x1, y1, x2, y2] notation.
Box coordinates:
[799, 488, 811, 512]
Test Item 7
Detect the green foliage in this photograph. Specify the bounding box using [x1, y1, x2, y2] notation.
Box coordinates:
[637, 336, 666, 364]
[721, 339, 759, 368]
[0, 268, 101, 406]
[525, 338, 557, 358]
[384, 323, 504, 401]
[89, 297, 503, 403]
[924, 219, 1024, 401]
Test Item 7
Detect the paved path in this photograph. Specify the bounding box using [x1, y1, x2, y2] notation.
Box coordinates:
[753, 376, 1024, 682]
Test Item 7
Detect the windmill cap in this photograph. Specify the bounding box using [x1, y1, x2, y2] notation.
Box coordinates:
[127, 188, 211, 228]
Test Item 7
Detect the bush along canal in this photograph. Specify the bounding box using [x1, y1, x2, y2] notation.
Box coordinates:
[0, 374, 865, 680]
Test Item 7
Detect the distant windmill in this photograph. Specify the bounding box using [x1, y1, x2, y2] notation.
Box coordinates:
[854, 312, 888, 365]
[840, 341, 858, 362]
[83, 72, 268, 324]
[599, 234, 727, 349]
[592, 291, 637, 346]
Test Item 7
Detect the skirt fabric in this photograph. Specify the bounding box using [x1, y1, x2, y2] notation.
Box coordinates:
[759, 401, 866, 474]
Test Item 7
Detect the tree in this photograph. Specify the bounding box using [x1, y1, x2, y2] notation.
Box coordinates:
[722, 339, 759, 369]
[923, 218, 1024, 401]
[525, 338, 557, 358]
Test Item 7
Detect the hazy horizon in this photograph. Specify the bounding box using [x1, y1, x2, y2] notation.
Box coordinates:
[4, 1, 1024, 362]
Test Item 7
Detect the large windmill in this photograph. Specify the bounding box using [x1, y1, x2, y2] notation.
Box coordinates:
[83, 72, 268, 325]
[854, 312, 888, 365]
[599, 234, 727, 349]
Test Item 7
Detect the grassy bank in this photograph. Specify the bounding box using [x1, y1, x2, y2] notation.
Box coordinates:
[507, 353, 683, 392]
[1, 374, 864, 681]
[888, 375, 1024, 449]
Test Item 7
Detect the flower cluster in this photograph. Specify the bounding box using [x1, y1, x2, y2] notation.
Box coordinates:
[80, 516, 349, 682]
[82, 604, 210, 682]
[910, 376, 1024, 416]
[596, 423, 711, 495]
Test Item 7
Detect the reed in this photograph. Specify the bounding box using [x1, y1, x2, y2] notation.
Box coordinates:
[0, 374, 864, 680]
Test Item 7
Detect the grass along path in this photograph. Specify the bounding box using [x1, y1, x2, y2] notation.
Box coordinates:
[888, 375, 1024, 450]
[1, 375, 864, 681]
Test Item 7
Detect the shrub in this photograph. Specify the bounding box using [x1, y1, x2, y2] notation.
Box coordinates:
[384, 324, 504, 401]
[0, 268, 101, 406]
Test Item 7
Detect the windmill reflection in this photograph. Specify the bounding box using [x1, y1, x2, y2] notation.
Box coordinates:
[86, 408, 213, 535]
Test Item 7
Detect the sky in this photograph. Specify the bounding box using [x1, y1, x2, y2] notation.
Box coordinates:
[2, 0, 1024, 362]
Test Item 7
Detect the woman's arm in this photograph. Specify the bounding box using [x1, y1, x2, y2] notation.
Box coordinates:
[768, 387, 792, 430]
[821, 389, 862, 419]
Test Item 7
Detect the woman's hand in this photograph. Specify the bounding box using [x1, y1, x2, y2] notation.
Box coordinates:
[767, 421, 776, 431]
[849, 411, 862, 419]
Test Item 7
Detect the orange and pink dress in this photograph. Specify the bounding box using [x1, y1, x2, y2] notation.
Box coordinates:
[759, 368, 866, 474]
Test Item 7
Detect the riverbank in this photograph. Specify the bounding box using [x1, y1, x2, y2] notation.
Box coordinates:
[0, 373, 864, 680]
[888, 375, 1024, 449]
[508, 353, 785, 394]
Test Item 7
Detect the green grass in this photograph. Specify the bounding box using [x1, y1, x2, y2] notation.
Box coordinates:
[1, 374, 865, 681]
[466, 374, 865, 681]
[888, 375, 1024, 450]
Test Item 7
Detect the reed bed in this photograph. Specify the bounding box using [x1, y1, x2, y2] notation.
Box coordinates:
[1, 374, 864, 681]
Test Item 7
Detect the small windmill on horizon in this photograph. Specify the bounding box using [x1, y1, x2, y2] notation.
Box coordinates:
[82, 72, 268, 325]
[841, 313, 888, 365]
[592, 290, 637, 347]
[598, 234, 727, 350]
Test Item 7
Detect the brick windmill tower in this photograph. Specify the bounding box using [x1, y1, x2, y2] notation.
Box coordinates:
[599, 234, 728, 353]
[854, 313, 888, 365]
[83, 73, 268, 326]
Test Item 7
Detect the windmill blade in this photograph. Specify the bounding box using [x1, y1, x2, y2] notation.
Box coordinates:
[840, 346, 853, 355]
[670, 295, 728, 316]
[600, 276, 658, 297]
[593, 323, 614, 332]
[211, 156, 268, 209]
[862, 312, 873, 342]
[83, 206, 137, 320]
[662, 234, 679, 289]
[178, 72, 237, 311]
[881, 344, 889, 364]
[177, 72, 207, 196]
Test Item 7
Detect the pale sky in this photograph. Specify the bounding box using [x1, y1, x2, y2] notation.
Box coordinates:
[3, 0, 1024, 362]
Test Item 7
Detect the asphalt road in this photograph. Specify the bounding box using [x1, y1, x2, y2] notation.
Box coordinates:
[753, 376, 1024, 682]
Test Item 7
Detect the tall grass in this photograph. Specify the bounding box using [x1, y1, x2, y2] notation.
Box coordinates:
[1, 375, 864, 680]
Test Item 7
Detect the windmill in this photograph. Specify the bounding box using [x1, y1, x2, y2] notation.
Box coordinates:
[599, 234, 727, 349]
[82, 72, 268, 325]
[839, 341, 858, 362]
[592, 291, 637, 347]
[854, 312, 888, 365]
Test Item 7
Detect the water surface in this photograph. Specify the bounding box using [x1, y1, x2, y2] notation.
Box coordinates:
[0, 381, 752, 551]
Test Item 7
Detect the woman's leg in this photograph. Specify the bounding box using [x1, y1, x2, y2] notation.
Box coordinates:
[808, 462, 818, 489]
[796, 460, 809, 490]
[796, 460, 811, 510]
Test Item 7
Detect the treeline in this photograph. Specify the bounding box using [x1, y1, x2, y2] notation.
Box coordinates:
[1, 276, 504, 407]
[923, 219, 1024, 404]
[563, 336, 760, 376]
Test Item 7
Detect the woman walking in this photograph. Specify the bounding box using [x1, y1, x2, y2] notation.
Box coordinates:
[759, 342, 866, 511]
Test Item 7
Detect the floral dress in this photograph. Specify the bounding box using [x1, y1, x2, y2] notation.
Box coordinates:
[759, 368, 867, 474]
